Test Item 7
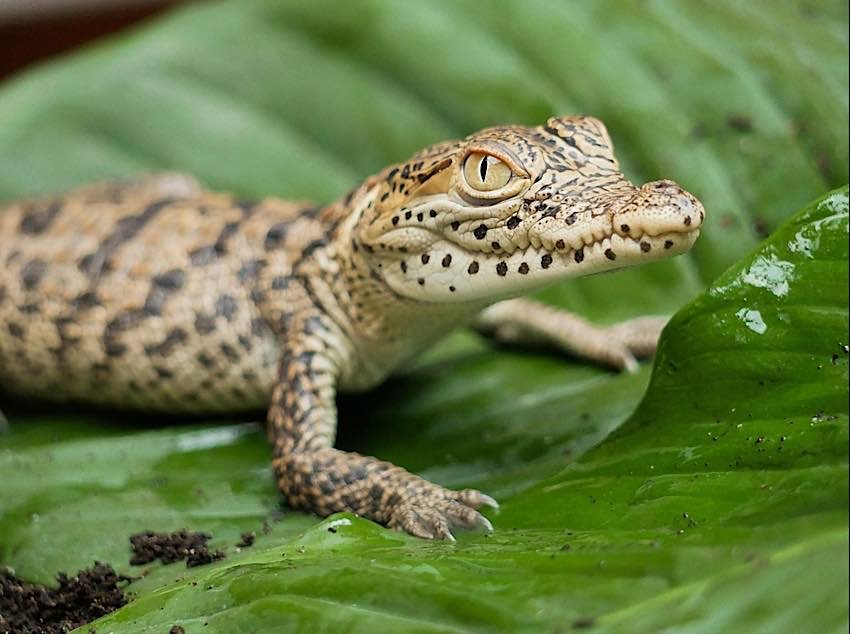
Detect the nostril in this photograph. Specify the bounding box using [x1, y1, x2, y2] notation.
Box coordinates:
[650, 179, 680, 193]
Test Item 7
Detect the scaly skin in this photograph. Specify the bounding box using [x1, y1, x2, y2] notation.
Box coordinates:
[0, 116, 704, 539]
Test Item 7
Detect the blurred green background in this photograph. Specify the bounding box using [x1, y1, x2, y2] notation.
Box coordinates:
[0, 1, 847, 632]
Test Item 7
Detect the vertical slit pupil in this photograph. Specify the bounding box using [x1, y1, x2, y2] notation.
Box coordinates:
[479, 156, 488, 182]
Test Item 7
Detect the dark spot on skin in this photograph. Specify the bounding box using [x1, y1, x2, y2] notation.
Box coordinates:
[19, 202, 61, 235]
[380, 192, 389, 202]
[238, 335, 253, 351]
[18, 303, 40, 314]
[105, 342, 126, 357]
[404, 211, 412, 220]
[421, 254, 430, 264]
[215, 295, 237, 321]
[555, 239, 565, 250]
[144, 327, 188, 357]
[473, 224, 488, 240]
[238, 259, 265, 282]
[605, 248, 617, 261]
[143, 287, 167, 316]
[664, 240, 674, 250]
[154, 366, 174, 379]
[194, 313, 216, 335]
[264, 223, 290, 250]
[400, 261, 407, 273]
[214, 222, 239, 255]
[220, 343, 240, 362]
[506, 216, 520, 230]
[441, 254, 452, 267]
[565, 213, 577, 225]
[451, 221, 460, 231]
[272, 276, 290, 290]
[417, 212, 424, 222]
[251, 318, 266, 337]
[468, 261, 479, 274]
[541, 254, 553, 269]
[189, 245, 217, 266]
[496, 262, 508, 276]
[449, 286, 456, 292]
[620, 224, 630, 233]
[7, 322, 24, 338]
[518, 262, 530, 275]
[684, 216, 692, 226]
[79, 198, 174, 279]
[77, 253, 108, 276]
[104, 309, 145, 336]
[197, 352, 216, 369]
[640, 242, 651, 253]
[491, 241, 501, 250]
[153, 269, 185, 290]
[392, 216, 399, 225]
[20, 258, 47, 290]
[574, 248, 584, 263]
[235, 198, 258, 217]
[429, 210, 437, 218]
[72, 291, 100, 310]
[417, 278, 425, 286]
[302, 239, 327, 258]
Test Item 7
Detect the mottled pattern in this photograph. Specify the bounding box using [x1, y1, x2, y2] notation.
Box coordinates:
[0, 116, 704, 539]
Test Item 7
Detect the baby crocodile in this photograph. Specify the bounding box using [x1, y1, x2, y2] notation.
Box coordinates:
[0, 116, 704, 539]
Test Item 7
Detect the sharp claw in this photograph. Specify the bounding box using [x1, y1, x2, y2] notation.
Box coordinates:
[621, 352, 639, 373]
[476, 515, 494, 533]
[479, 494, 500, 510]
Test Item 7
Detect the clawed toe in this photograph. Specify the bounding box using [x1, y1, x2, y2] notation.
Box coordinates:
[389, 487, 497, 540]
[455, 488, 500, 510]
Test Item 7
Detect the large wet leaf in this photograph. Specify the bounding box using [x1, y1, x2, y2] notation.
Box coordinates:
[0, 0, 847, 632]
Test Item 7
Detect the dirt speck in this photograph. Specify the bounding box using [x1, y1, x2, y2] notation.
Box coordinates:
[0, 562, 129, 634]
[727, 113, 754, 132]
[571, 615, 596, 629]
[235, 531, 256, 548]
[129, 530, 225, 568]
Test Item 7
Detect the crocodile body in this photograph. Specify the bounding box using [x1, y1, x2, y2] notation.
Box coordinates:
[0, 116, 704, 538]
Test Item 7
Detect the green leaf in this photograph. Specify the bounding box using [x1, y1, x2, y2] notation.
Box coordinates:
[0, 1, 847, 632]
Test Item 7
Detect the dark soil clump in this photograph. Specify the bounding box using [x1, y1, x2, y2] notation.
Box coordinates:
[235, 531, 256, 548]
[129, 529, 225, 568]
[0, 562, 129, 634]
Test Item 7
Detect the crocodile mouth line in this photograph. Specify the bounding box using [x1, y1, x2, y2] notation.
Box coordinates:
[541, 229, 700, 261]
[471, 228, 701, 265]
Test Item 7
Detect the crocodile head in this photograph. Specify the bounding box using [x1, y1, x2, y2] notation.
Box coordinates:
[356, 115, 704, 302]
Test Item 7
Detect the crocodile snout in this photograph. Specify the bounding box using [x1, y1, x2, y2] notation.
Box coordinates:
[613, 179, 704, 239]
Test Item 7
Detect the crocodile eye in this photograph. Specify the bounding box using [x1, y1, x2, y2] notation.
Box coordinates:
[463, 152, 513, 192]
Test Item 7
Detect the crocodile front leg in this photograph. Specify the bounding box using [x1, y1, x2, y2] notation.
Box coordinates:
[474, 298, 667, 372]
[268, 314, 496, 540]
